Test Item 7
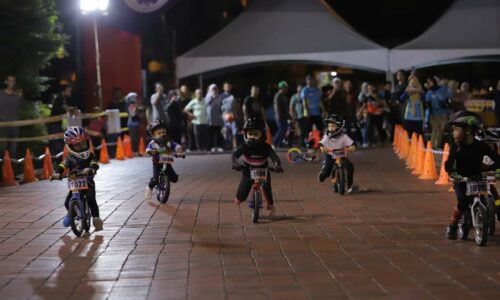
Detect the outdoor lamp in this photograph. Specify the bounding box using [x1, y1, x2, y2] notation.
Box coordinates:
[80, 0, 109, 14]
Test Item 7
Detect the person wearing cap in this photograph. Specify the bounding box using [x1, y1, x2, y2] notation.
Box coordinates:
[425, 76, 450, 148]
[301, 75, 324, 132]
[272, 81, 289, 147]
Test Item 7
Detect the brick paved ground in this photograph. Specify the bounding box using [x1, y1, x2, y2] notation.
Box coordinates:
[0, 148, 500, 300]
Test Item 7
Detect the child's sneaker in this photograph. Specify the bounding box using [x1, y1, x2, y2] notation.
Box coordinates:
[267, 205, 276, 216]
[93, 217, 103, 231]
[318, 172, 326, 182]
[446, 224, 458, 240]
[62, 215, 71, 227]
[346, 185, 354, 194]
[82, 231, 90, 238]
[145, 187, 152, 198]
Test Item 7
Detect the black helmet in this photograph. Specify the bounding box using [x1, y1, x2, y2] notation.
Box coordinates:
[324, 114, 345, 137]
[148, 120, 168, 143]
[243, 118, 266, 141]
[448, 111, 482, 133]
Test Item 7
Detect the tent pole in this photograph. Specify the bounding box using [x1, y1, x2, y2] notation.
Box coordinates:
[386, 50, 394, 86]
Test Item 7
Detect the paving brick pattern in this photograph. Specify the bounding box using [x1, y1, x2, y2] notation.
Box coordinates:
[0, 148, 499, 300]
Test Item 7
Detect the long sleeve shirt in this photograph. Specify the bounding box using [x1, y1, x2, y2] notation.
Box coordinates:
[445, 140, 500, 177]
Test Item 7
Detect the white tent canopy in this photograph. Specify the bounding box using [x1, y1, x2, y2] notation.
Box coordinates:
[390, 0, 500, 72]
[176, 0, 389, 79]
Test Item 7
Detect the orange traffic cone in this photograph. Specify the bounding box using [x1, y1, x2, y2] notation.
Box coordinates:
[406, 133, 418, 169]
[99, 139, 110, 164]
[395, 127, 402, 155]
[138, 137, 146, 156]
[22, 149, 37, 183]
[39, 147, 53, 180]
[400, 131, 410, 160]
[115, 136, 126, 160]
[393, 125, 400, 150]
[412, 135, 425, 175]
[266, 127, 272, 146]
[1, 151, 17, 186]
[436, 143, 451, 185]
[124, 135, 133, 158]
[419, 141, 439, 180]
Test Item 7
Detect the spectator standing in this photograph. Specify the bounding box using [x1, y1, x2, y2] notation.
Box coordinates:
[344, 80, 361, 143]
[221, 82, 241, 150]
[0, 75, 23, 158]
[125, 92, 141, 153]
[289, 84, 309, 146]
[425, 76, 450, 148]
[243, 85, 266, 121]
[301, 75, 324, 131]
[204, 84, 224, 151]
[363, 84, 387, 147]
[184, 89, 209, 151]
[448, 80, 463, 112]
[273, 81, 289, 147]
[166, 90, 184, 144]
[401, 76, 424, 137]
[177, 85, 192, 149]
[48, 84, 75, 154]
[326, 77, 347, 117]
[150, 82, 167, 123]
[495, 80, 500, 127]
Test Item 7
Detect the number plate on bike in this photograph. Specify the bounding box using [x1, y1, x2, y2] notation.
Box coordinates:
[67, 178, 88, 190]
[250, 168, 268, 180]
[159, 154, 174, 164]
[332, 151, 347, 159]
[466, 181, 488, 196]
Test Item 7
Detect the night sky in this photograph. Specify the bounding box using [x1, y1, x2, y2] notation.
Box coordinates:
[47, 0, 499, 100]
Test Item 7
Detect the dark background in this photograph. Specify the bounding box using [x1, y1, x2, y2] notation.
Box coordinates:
[45, 0, 499, 103]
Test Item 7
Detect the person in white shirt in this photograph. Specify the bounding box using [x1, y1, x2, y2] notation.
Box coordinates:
[318, 114, 356, 193]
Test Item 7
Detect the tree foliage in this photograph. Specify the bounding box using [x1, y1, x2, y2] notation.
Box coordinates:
[0, 0, 67, 99]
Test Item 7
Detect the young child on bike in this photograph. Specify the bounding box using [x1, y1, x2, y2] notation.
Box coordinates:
[445, 111, 500, 240]
[232, 118, 284, 215]
[145, 120, 184, 198]
[318, 114, 356, 193]
[54, 126, 102, 232]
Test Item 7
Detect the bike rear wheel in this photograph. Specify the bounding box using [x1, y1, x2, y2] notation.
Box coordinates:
[473, 205, 489, 246]
[157, 174, 170, 204]
[487, 196, 496, 235]
[69, 201, 84, 237]
[252, 191, 261, 223]
[287, 148, 303, 164]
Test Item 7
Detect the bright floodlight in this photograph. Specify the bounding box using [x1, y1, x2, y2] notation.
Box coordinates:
[330, 71, 338, 77]
[80, 0, 109, 13]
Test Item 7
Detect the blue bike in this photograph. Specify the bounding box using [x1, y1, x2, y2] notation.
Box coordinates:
[51, 169, 93, 237]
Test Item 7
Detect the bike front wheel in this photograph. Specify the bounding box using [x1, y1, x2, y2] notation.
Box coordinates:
[337, 167, 346, 196]
[252, 191, 261, 223]
[473, 205, 489, 246]
[287, 148, 303, 164]
[157, 174, 170, 204]
[69, 201, 84, 237]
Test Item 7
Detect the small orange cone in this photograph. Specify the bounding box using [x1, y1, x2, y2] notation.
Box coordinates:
[138, 137, 146, 156]
[39, 147, 53, 180]
[99, 139, 110, 164]
[22, 149, 37, 183]
[419, 141, 439, 180]
[395, 127, 402, 155]
[115, 136, 126, 160]
[393, 125, 399, 149]
[436, 143, 451, 185]
[406, 133, 418, 169]
[1, 151, 17, 186]
[400, 130, 410, 160]
[124, 135, 133, 158]
[266, 127, 272, 146]
[412, 135, 425, 175]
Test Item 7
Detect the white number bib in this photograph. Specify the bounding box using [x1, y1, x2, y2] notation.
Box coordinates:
[466, 181, 488, 196]
[250, 168, 268, 180]
[68, 178, 88, 190]
[332, 151, 347, 159]
[159, 154, 174, 164]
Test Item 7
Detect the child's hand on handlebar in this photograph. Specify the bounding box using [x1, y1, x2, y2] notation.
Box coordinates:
[449, 172, 462, 181]
[232, 163, 242, 171]
[50, 173, 62, 181]
[82, 168, 95, 175]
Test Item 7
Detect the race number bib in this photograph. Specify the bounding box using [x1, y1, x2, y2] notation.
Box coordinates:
[332, 151, 347, 159]
[250, 168, 268, 180]
[67, 178, 88, 190]
[466, 181, 488, 196]
[159, 154, 174, 164]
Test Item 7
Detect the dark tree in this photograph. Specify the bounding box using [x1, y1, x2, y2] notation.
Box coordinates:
[0, 0, 67, 99]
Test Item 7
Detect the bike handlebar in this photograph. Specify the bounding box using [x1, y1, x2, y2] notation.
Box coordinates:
[50, 169, 95, 181]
